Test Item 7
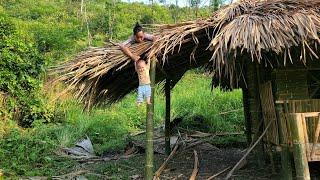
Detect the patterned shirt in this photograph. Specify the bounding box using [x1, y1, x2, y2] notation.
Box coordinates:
[121, 33, 154, 47]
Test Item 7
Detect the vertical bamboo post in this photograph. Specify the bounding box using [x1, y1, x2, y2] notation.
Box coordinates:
[165, 77, 171, 155]
[145, 57, 156, 180]
[289, 113, 310, 180]
[242, 88, 252, 145]
[276, 103, 293, 180]
[254, 63, 265, 167]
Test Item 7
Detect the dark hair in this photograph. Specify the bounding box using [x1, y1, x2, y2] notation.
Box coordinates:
[133, 22, 143, 35]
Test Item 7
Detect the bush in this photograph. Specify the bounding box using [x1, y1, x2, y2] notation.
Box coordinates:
[0, 14, 51, 126]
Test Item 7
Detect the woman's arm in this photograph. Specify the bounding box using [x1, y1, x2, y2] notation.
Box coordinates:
[145, 33, 158, 42]
[119, 45, 140, 62]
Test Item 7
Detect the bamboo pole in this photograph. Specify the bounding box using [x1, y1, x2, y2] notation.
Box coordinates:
[165, 77, 171, 155]
[153, 141, 179, 180]
[226, 119, 273, 180]
[254, 63, 265, 167]
[145, 57, 156, 180]
[275, 103, 293, 180]
[289, 113, 310, 180]
[190, 150, 199, 180]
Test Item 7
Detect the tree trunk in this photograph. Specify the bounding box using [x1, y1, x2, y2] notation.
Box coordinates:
[80, 0, 84, 15]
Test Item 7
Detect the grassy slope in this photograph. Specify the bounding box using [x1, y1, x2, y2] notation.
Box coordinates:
[0, 72, 243, 177]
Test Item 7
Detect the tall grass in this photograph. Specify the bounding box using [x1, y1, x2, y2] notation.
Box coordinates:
[0, 71, 244, 177]
[169, 72, 244, 132]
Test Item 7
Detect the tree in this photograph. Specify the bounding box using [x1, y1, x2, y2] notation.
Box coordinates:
[105, 0, 116, 40]
[210, 0, 220, 11]
[190, 0, 201, 18]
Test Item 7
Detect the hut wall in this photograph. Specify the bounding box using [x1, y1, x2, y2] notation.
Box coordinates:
[272, 69, 309, 100]
[272, 61, 320, 100]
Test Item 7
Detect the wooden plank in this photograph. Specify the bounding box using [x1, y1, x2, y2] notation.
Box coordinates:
[290, 112, 320, 118]
[288, 112, 320, 117]
[259, 81, 279, 144]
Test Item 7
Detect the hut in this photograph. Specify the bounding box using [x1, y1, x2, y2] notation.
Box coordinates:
[206, 1, 320, 179]
[54, 0, 320, 179]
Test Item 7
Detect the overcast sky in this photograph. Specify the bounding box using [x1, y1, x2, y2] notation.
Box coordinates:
[121, 0, 232, 7]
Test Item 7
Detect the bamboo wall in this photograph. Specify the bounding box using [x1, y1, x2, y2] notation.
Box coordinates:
[272, 70, 309, 100]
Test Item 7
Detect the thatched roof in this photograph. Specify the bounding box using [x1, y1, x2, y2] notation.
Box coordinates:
[53, 0, 320, 109]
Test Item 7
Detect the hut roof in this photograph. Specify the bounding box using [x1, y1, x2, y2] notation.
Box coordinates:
[53, 0, 320, 109]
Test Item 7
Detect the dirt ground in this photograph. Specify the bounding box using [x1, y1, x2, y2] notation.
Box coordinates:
[79, 142, 281, 180]
[150, 144, 279, 180]
[55, 130, 320, 180]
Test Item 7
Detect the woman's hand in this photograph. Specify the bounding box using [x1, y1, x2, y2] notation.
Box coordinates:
[132, 54, 140, 62]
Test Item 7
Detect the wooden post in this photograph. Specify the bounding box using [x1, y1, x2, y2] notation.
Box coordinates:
[289, 113, 310, 180]
[145, 57, 156, 180]
[242, 88, 252, 145]
[254, 63, 265, 167]
[276, 103, 293, 180]
[165, 77, 171, 155]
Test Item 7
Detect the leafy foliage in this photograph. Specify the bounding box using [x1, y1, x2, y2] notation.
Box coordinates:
[0, 13, 48, 126]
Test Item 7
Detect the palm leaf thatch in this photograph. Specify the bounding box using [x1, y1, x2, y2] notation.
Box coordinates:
[53, 0, 320, 109]
[206, 0, 320, 85]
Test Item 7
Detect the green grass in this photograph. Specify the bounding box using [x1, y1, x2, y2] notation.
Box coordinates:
[0, 71, 244, 177]
[169, 72, 244, 133]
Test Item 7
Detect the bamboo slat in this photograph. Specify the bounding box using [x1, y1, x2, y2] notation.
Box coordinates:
[259, 81, 279, 144]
